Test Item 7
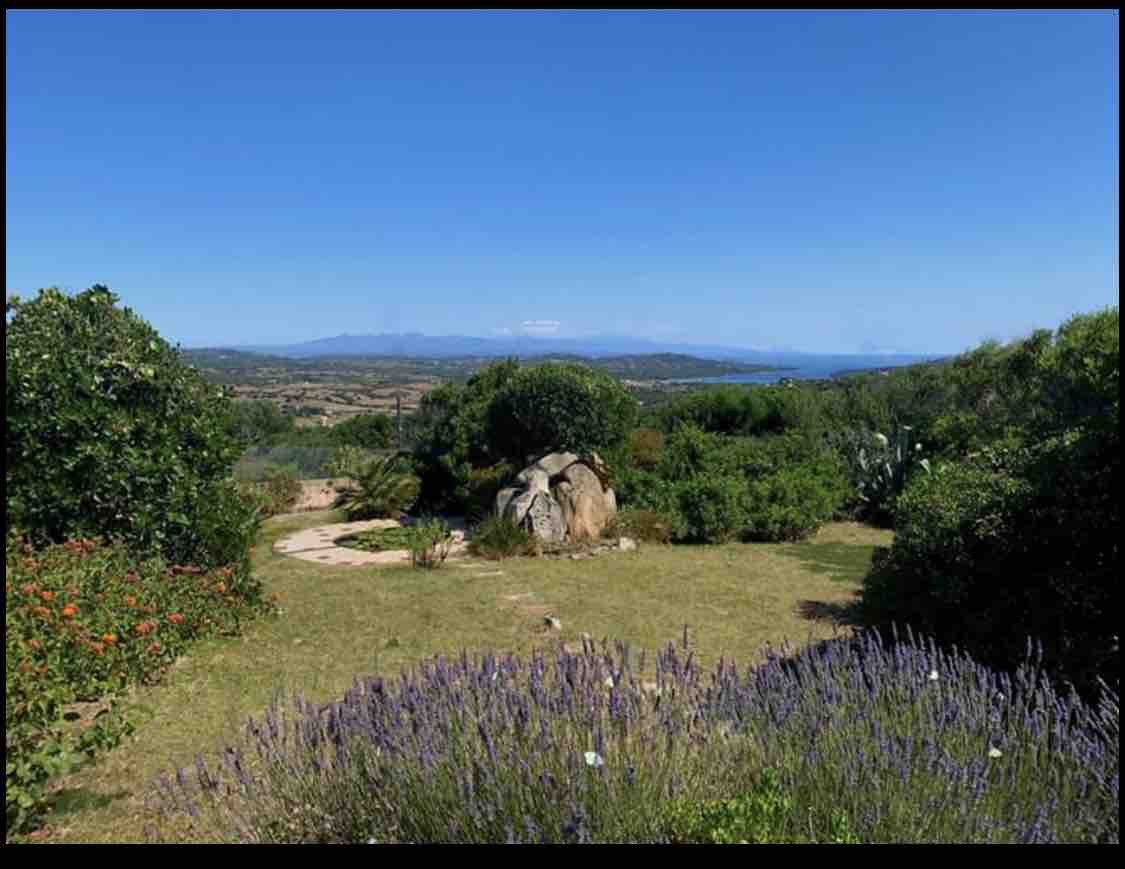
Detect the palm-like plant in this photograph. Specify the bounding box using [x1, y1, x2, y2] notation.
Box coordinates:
[334, 454, 420, 520]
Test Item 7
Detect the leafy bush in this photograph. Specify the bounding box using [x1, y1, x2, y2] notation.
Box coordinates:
[334, 454, 420, 520]
[607, 509, 675, 544]
[5, 533, 270, 839]
[627, 428, 665, 470]
[742, 454, 850, 542]
[235, 466, 303, 518]
[330, 413, 394, 450]
[412, 361, 521, 512]
[674, 474, 748, 543]
[227, 400, 296, 447]
[656, 385, 786, 437]
[464, 462, 515, 524]
[487, 363, 639, 466]
[5, 286, 253, 570]
[861, 434, 1118, 698]
[468, 515, 536, 560]
[323, 445, 375, 481]
[152, 630, 1118, 843]
[407, 517, 455, 569]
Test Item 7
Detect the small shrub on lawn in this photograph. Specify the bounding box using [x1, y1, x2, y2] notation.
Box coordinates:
[152, 629, 1118, 843]
[607, 509, 675, 544]
[408, 518, 455, 569]
[468, 515, 536, 560]
[5, 532, 271, 840]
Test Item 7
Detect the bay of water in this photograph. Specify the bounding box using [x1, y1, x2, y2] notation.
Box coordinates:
[675, 353, 941, 385]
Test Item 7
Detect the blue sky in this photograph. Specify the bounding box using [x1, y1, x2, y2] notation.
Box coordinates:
[5, 10, 1118, 353]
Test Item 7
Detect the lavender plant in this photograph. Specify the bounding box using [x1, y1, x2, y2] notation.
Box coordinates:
[150, 629, 1118, 844]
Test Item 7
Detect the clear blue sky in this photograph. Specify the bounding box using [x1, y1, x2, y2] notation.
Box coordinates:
[5, 10, 1119, 353]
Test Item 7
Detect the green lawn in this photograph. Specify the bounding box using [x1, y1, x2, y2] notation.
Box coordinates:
[38, 511, 891, 844]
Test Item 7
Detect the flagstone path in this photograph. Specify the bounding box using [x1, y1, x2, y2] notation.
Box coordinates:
[273, 517, 471, 567]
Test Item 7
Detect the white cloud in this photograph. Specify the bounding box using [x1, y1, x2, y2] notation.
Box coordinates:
[519, 319, 561, 336]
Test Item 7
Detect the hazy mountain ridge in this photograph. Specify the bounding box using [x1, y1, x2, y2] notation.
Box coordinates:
[215, 332, 934, 368]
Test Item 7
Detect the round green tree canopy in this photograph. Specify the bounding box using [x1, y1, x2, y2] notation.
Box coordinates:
[6, 285, 249, 565]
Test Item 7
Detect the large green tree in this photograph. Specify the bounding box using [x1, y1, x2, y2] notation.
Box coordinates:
[6, 285, 257, 568]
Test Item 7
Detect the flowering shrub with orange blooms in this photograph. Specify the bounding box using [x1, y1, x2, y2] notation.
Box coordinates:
[5, 531, 272, 840]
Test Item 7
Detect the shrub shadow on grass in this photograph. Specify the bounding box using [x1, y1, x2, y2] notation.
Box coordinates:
[778, 542, 879, 583]
[796, 598, 862, 627]
[48, 786, 131, 819]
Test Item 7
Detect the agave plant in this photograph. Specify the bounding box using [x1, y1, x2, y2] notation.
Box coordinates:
[855, 426, 930, 525]
[333, 453, 420, 520]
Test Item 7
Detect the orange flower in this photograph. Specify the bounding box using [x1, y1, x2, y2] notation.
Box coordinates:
[61, 604, 79, 618]
[125, 595, 137, 607]
[214, 582, 226, 594]
[39, 590, 56, 602]
[26, 639, 41, 651]
[33, 605, 52, 619]
[102, 633, 117, 645]
[167, 613, 185, 625]
[21, 583, 36, 596]
[147, 642, 162, 654]
[90, 642, 105, 656]
[135, 621, 156, 636]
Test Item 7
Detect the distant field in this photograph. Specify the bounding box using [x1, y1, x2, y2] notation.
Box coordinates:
[182, 349, 782, 420]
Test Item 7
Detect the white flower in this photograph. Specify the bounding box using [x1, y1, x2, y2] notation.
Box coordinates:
[584, 751, 604, 768]
[873, 432, 889, 448]
[988, 747, 1003, 759]
[603, 676, 615, 688]
[928, 669, 940, 681]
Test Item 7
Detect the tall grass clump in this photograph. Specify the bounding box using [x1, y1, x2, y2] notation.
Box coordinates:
[151, 629, 1117, 844]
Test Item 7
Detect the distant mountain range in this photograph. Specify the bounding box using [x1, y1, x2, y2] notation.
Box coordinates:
[224, 332, 936, 369]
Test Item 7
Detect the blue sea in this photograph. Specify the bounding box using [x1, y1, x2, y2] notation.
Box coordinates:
[674, 353, 941, 386]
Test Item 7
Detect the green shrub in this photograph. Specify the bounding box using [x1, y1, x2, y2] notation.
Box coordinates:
[608, 509, 675, 544]
[674, 475, 748, 543]
[468, 515, 536, 560]
[235, 466, 303, 518]
[334, 454, 420, 520]
[323, 445, 375, 481]
[407, 518, 455, 569]
[861, 434, 1118, 697]
[412, 361, 521, 512]
[743, 454, 851, 542]
[5, 532, 270, 839]
[330, 413, 394, 450]
[464, 462, 516, 524]
[5, 286, 252, 570]
[487, 363, 638, 465]
[628, 428, 665, 470]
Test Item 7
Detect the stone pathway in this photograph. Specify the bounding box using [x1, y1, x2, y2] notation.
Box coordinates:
[273, 518, 470, 567]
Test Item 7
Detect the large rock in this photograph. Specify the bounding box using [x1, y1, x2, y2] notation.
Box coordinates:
[555, 462, 614, 543]
[524, 490, 566, 543]
[497, 451, 617, 544]
[518, 451, 580, 481]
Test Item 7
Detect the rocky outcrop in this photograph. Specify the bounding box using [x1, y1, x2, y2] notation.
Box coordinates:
[497, 451, 618, 543]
